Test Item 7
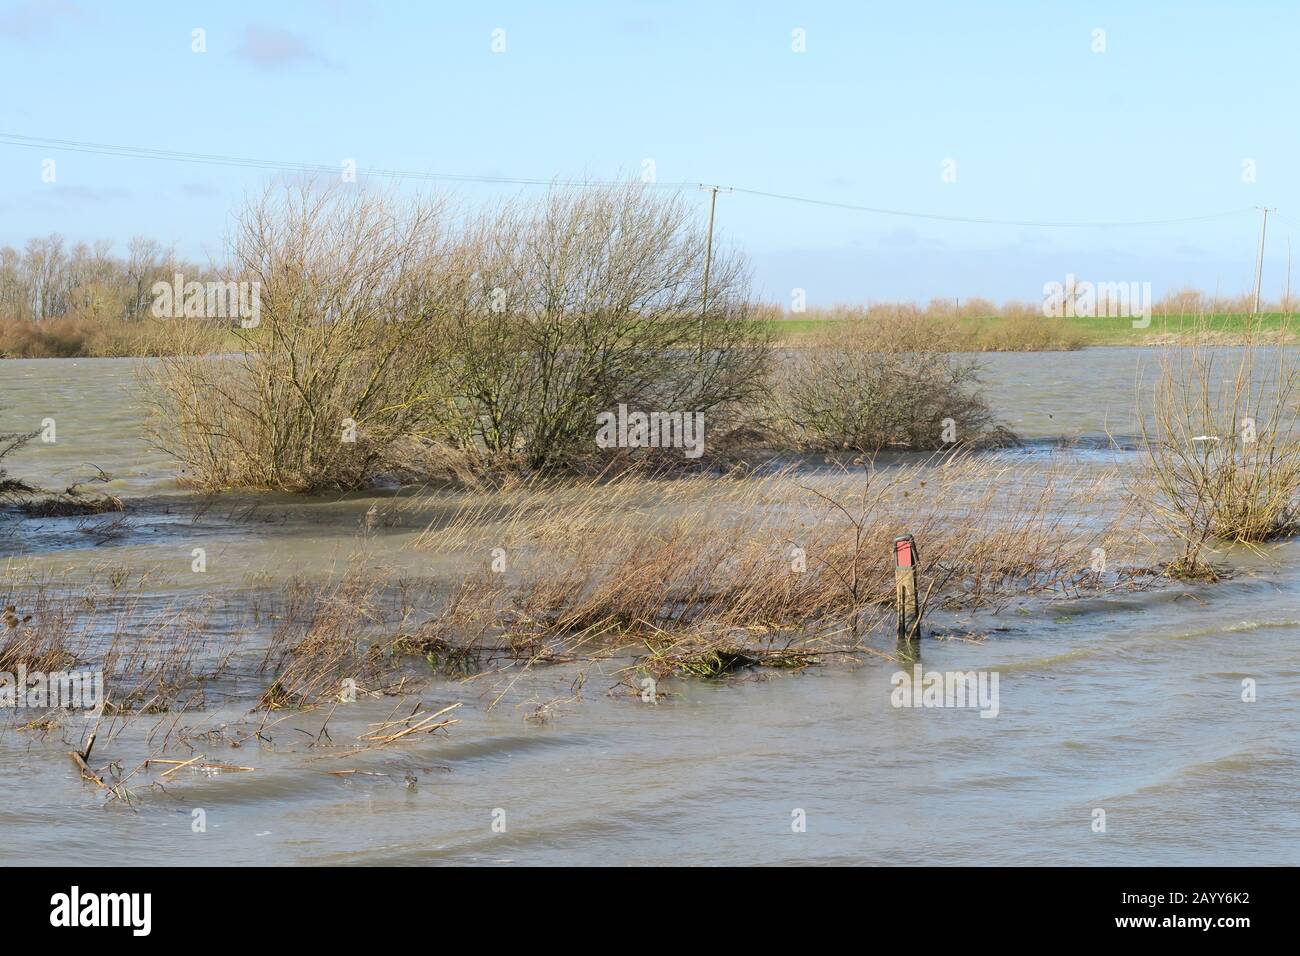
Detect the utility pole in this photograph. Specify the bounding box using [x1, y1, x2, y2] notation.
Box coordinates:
[1253, 207, 1274, 316]
[698, 184, 731, 357]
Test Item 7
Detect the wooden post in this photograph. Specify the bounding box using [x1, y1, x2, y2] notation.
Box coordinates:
[894, 535, 921, 642]
[697, 184, 732, 358]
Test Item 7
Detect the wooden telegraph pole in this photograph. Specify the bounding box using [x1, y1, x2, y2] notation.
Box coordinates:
[698, 184, 732, 357]
[1253, 207, 1274, 316]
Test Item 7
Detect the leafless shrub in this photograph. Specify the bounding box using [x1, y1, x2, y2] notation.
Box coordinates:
[972, 309, 1086, 351]
[143, 181, 770, 486]
[143, 182, 452, 492]
[1139, 319, 1300, 576]
[415, 183, 771, 470]
[774, 314, 1007, 451]
[0, 423, 37, 501]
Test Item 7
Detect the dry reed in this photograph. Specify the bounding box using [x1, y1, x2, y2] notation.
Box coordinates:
[412, 453, 1144, 672]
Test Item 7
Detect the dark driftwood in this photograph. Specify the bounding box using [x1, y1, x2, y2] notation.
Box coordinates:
[68, 749, 109, 790]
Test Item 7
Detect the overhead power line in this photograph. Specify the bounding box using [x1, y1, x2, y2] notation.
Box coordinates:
[0, 133, 694, 188]
[729, 186, 1252, 228]
[0, 131, 1260, 230]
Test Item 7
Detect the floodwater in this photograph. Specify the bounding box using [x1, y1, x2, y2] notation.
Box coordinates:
[1, 351, 1297, 866]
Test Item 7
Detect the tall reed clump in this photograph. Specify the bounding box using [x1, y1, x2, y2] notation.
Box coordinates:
[142, 183, 452, 491]
[409, 454, 1138, 669]
[774, 310, 1007, 451]
[0, 566, 237, 724]
[258, 573, 392, 709]
[1139, 320, 1300, 576]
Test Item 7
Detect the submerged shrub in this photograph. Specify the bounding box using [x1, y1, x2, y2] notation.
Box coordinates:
[0, 422, 37, 501]
[143, 184, 451, 492]
[415, 184, 771, 469]
[776, 314, 1002, 451]
[1140, 325, 1300, 573]
[146, 181, 772, 488]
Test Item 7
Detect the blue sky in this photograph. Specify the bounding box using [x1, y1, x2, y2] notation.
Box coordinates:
[1, 0, 1297, 305]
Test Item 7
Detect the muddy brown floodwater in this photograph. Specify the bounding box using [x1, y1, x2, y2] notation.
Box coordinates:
[1, 351, 1297, 865]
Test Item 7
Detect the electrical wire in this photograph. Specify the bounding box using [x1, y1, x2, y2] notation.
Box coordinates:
[0, 131, 1263, 230]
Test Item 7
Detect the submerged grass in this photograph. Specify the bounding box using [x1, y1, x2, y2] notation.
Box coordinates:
[0, 432, 1263, 801]
[412, 453, 1148, 673]
[5, 449, 1150, 739]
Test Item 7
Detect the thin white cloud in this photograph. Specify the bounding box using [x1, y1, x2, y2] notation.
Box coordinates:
[234, 22, 337, 72]
[0, 0, 86, 42]
[34, 185, 131, 206]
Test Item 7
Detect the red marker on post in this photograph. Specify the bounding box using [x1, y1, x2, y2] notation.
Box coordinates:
[894, 535, 921, 642]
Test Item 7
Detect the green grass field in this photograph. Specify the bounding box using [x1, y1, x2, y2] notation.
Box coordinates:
[766, 312, 1297, 348]
[1057, 312, 1296, 344]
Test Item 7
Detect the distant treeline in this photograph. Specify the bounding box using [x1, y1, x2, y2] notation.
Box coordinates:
[0, 232, 1284, 330]
[755, 291, 1291, 322]
[0, 236, 231, 357]
[0, 234, 215, 325]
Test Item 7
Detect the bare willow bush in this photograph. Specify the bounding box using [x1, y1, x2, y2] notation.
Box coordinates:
[414, 184, 771, 469]
[146, 182, 771, 488]
[775, 313, 1005, 451]
[144, 183, 452, 491]
[1140, 322, 1300, 575]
